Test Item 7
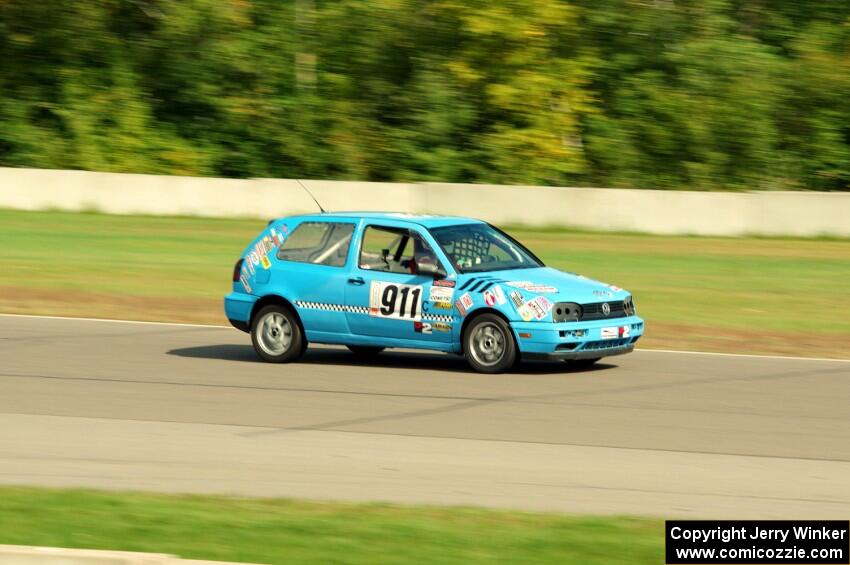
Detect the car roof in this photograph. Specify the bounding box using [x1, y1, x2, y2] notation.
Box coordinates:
[278, 211, 486, 229]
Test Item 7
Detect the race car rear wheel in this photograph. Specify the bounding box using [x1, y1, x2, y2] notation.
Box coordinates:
[346, 345, 385, 356]
[463, 313, 517, 374]
[251, 304, 305, 363]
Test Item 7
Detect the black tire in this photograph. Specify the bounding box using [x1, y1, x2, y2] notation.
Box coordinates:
[462, 313, 517, 374]
[566, 357, 601, 369]
[250, 304, 305, 363]
[346, 345, 385, 356]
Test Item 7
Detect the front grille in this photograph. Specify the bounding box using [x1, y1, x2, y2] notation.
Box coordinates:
[553, 295, 635, 323]
[580, 300, 626, 320]
[553, 300, 628, 322]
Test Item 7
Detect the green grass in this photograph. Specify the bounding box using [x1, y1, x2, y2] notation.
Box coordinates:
[1, 208, 849, 357]
[516, 229, 850, 335]
[0, 209, 259, 299]
[0, 487, 662, 564]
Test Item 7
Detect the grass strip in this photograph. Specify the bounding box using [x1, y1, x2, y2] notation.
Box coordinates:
[0, 487, 661, 564]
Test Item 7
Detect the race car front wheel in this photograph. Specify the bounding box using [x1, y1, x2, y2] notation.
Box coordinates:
[463, 314, 517, 374]
[251, 304, 305, 363]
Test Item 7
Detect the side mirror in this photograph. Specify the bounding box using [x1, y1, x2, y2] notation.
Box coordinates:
[416, 258, 446, 279]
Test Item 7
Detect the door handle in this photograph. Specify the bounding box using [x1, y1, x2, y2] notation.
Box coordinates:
[348, 277, 365, 286]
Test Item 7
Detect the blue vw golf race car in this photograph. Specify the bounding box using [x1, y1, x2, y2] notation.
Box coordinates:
[225, 212, 644, 373]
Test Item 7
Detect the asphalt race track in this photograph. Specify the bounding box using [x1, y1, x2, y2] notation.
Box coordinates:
[1, 314, 848, 518]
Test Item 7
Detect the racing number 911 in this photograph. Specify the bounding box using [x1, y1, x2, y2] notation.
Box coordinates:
[371, 281, 422, 320]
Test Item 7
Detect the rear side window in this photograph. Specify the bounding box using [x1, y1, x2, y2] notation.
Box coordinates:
[277, 222, 354, 267]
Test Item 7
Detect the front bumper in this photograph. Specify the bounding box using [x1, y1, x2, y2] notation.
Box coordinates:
[512, 315, 644, 360]
[522, 345, 635, 361]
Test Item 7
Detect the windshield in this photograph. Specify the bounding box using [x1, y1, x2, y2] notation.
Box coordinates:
[429, 223, 544, 274]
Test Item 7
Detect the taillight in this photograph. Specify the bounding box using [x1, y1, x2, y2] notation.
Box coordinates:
[232, 258, 244, 282]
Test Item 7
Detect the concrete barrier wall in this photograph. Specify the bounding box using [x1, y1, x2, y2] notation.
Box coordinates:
[1, 166, 848, 237]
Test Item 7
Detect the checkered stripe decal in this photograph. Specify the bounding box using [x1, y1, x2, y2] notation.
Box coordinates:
[296, 300, 455, 321]
[422, 313, 454, 323]
[296, 301, 348, 312]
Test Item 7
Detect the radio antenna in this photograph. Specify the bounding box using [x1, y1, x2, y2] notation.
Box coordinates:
[296, 179, 326, 213]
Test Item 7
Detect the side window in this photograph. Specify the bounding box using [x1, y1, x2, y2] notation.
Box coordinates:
[277, 222, 354, 267]
[359, 226, 411, 274]
[359, 225, 442, 275]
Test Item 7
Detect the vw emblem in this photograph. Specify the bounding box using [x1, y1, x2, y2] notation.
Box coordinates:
[601, 302, 611, 316]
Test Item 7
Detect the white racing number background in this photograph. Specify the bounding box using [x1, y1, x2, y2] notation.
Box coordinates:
[369, 281, 423, 321]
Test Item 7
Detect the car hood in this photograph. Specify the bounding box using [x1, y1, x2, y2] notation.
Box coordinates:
[462, 267, 629, 304]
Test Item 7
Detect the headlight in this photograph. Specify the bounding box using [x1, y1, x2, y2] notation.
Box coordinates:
[624, 296, 636, 316]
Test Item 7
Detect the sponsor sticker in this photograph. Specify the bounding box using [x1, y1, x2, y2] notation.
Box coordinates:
[593, 289, 613, 298]
[526, 296, 553, 320]
[414, 321, 433, 334]
[507, 281, 557, 294]
[608, 285, 621, 292]
[601, 327, 618, 339]
[432, 301, 453, 310]
[434, 279, 456, 288]
[369, 281, 423, 321]
[240, 274, 252, 293]
[509, 290, 524, 308]
[526, 285, 558, 294]
[429, 286, 454, 303]
[455, 292, 474, 316]
[261, 255, 271, 270]
[619, 325, 630, 338]
[529, 300, 545, 318]
[491, 284, 507, 305]
[483, 284, 508, 307]
[250, 252, 260, 266]
[433, 322, 452, 332]
[535, 296, 553, 312]
[516, 303, 534, 321]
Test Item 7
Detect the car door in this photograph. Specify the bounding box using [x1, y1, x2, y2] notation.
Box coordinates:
[344, 222, 454, 344]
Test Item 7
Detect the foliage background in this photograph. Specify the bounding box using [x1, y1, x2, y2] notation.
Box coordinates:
[1, 0, 848, 191]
